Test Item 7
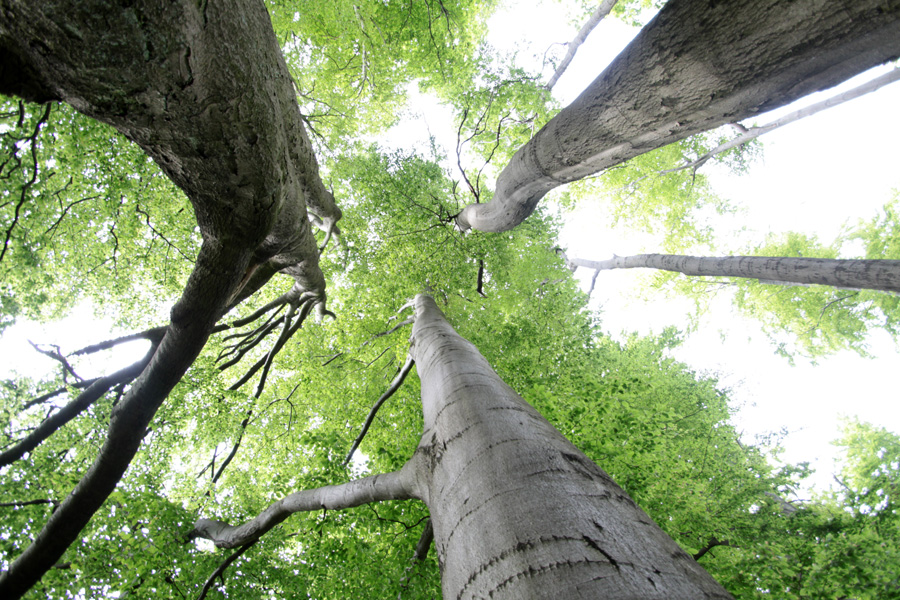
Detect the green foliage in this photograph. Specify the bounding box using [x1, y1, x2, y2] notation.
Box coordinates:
[703, 420, 900, 599]
[267, 0, 499, 155]
[565, 130, 758, 251]
[658, 201, 900, 361]
[3, 1, 894, 598]
[0, 99, 197, 332]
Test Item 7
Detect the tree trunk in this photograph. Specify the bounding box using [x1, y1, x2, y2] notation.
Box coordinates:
[0, 1, 338, 596]
[456, 0, 900, 232]
[566, 254, 900, 293]
[408, 294, 732, 599]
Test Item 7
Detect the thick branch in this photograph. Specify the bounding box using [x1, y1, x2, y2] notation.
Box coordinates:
[191, 464, 419, 549]
[0, 242, 253, 599]
[545, 0, 618, 91]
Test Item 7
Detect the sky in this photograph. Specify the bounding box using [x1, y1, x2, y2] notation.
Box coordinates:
[1, 0, 898, 496]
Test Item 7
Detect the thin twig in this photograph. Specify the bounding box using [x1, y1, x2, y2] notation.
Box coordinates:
[195, 540, 259, 600]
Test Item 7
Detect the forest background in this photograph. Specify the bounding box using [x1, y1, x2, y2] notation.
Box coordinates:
[1, 0, 899, 598]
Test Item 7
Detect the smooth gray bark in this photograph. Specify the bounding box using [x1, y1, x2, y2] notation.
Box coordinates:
[662, 67, 900, 176]
[409, 294, 732, 599]
[456, 0, 900, 232]
[191, 467, 417, 548]
[0, 1, 339, 596]
[566, 254, 900, 293]
[191, 295, 733, 598]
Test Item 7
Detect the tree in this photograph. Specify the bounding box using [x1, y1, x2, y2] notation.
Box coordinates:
[562, 252, 900, 293]
[455, 0, 900, 232]
[193, 295, 733, 598]
[563, 197, 900, 360]
[2, 0, 899, 597]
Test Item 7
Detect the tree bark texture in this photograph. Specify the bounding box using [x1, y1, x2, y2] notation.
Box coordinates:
[456, 0, 900, 232]
[568, 254, 900, 293]
[408, 294, 732, 599]
[0, 1, 339, 596]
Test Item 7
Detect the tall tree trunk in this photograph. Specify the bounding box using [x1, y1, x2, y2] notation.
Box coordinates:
[409, 294, 732, 599]
[456, 0, 900, 232]
[565, 254, 900, 293]
[0, 1, 337, 596]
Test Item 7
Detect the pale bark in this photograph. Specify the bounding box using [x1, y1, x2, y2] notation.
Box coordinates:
[662, 67, 900, 176]
[545, 0, 618, 91]
[0, 1, 339, 596]
[456, 0, 900, 232]
[565, 254, 900, 294]
[409, 294, 731, 599]
[191, 466, 418, 548]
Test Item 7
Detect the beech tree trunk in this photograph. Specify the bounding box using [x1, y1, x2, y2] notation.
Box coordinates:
[566, 254, 900, 293]
[456, 0, 900, 232]
[192, 294, 734, 597]
[408, 294, 732, 599]
[0, 1, 337, 596]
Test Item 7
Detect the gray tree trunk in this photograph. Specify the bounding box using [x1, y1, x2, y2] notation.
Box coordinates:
[408, 294, 732, 599]
[456, 0, 900, 232]
[567, 254, 900, 293]
[0, 1, 336, 596]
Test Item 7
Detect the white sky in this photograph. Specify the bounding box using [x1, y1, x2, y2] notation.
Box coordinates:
[1, 0, 897, 495]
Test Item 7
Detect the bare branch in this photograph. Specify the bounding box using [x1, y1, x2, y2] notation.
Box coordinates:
[361, 317, 415, 347]
[344, 355, 416, 465]
[692, 536, 733, 561]
[195, 540, 259, 600]
[546, 0, 618, 90]
[28, 342, 82, 382]
[191, 465, 418, 549]
[0, 347, 155, 468]
[1, 104, 51, 264]
[71, 327, 167, 357]
[413, 518, 433, 562]
[0, 499, 56, 509]
[662, 67, 900, 176]
[476, 259, 487, 298]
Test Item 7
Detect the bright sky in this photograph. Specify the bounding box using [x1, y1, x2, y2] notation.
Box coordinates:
[2, 0, 897, 496]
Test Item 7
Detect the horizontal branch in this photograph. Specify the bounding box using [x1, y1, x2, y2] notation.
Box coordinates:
[564, 253, 900, 294]
[71, 327, 167, 357]
[191, 463, 419, 549]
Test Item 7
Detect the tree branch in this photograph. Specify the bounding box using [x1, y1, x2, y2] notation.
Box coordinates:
[413, 518, 433, 562]
[546, 0, 618, 90]
[661, 67, 900, 176]
[191, 464, 419, 549]
[195, 539, 259, 600]
[0, 347, 155, 468]
[344, 355, 416, 465]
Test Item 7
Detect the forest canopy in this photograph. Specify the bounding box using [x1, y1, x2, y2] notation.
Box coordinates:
[1, 0, 899, 598]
